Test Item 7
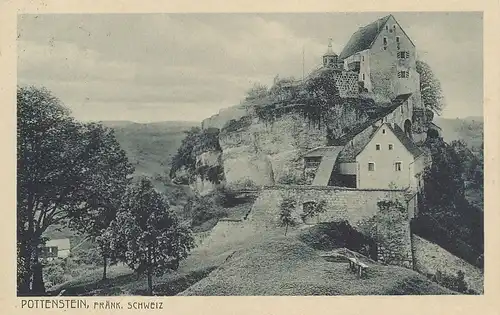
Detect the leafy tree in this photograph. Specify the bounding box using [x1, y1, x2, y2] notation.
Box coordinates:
[420, 136, 483, 256]
[416, 60, 445, 115]
[278, 197, 297, 236]
[303, 69, 341, 128]
[170, 127, 221, 182]
[109, 178, 194, 295]
[245, 82, 269, 101]
[17, 86, 133, 295]
[300, 200, 327, 222]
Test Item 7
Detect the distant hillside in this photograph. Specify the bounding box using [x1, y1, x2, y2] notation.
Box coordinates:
[435, 116, 483, 150]
[100, 120, 198, 182]
[42, 121, 198, 242]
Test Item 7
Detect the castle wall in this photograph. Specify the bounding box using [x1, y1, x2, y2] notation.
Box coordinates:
[412, 235, 484, 294]
[368, 16, 419, 99]
[334, 71, 359, 98]
[248, 185, 414, 267]
[358, 50, 372, 91]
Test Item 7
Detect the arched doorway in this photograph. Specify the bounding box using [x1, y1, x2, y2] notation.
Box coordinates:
[404, 119, 413, 140]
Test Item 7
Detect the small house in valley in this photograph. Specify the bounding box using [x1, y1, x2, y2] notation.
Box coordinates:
[41, 238, 71, 261]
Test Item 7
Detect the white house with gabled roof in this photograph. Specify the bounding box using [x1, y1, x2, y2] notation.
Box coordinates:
[355, 122, 426, 190]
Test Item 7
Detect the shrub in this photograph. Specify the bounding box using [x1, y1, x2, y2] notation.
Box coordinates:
[432, 270, 469, 294]
[222, 116, 253, 133]
[279, 197, 297, 236]
[183, 193, 227, 228]
[277, 172, 305, 185]
[299, 221, 376, 258]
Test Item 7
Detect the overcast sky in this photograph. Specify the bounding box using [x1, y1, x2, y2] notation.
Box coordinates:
[17, 12, 483, 122]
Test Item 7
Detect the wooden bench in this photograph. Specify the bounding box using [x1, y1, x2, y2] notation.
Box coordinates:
[347, 257, 369, 278]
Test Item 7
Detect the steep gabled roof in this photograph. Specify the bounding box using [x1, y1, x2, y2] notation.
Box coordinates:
[303, 146, 343, 158]
[387, 123, 424, 157]
[339, 15, 391, 59]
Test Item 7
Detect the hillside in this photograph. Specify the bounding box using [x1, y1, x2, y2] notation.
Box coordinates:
[100, 120, 198, 181]
[435, 116, 483, 150]
[50, 225, 454, 296]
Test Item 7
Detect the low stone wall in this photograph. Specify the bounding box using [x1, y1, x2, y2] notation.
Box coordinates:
[412, 235, 484, 294]
[248, 185, 413, 267]
[250, 185, 408, 228]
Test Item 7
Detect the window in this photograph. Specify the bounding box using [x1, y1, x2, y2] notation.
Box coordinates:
[383, 37, 387, 46]
[376, 144, 381, 150]
[368, 162, 375, 171]
[398, 70, 409, 79]
[396, 36, 400, 43]
[393, 25, 397, 31]
[362, 56, 365, 62]
[395, 162, 402, 171]
[385, 25, 389, 31]
[362, 73, 365, 81]
[389, 144, 393, 150]
[397, 51, 409, 59]
[382, 128, 386, 134]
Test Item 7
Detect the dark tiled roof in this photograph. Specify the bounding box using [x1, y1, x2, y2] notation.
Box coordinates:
[304, 146, 344, 158]
[387, 123, 424, 157]
[334, 93, 414, 162]
[336, 124, 379, 163]
[339, 15, 391, 59]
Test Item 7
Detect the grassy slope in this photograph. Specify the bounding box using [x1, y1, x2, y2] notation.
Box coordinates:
[52, 225, 453, 296]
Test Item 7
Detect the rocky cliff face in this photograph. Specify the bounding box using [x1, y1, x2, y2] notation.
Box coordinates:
[181, 98, 375, 194]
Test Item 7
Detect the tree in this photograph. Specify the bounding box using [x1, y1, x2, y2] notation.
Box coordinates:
[278, 197, 297, 236]
[300, 200, 327, 223]
[303, 69, 341, 128]
[109, 178, 194, 295]
[416, 60, 445, 115]
[17, 86, 133, 295]
[245, 82, 269, 101]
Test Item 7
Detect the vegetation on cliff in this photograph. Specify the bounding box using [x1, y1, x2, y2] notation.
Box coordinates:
[416, 60, 446, 114]
[414, 132, 483, 267]
[170, 127, 223, 184]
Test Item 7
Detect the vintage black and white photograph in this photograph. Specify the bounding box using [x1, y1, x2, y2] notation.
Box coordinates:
[17, 12, 484, 296]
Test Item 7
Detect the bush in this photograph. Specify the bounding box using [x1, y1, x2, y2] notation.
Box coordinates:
[222, 116, 253, 133]
[277, 172, 305, 185]
[432, 270, 470, 294]
[183, 193, 227, 228]
[299, 221, 376, 258]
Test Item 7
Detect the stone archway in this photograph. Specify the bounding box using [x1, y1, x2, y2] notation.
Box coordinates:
[404, 119, 413, 140]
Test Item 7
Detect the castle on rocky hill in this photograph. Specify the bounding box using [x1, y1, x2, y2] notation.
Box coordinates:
[300, 14, 441, 193]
